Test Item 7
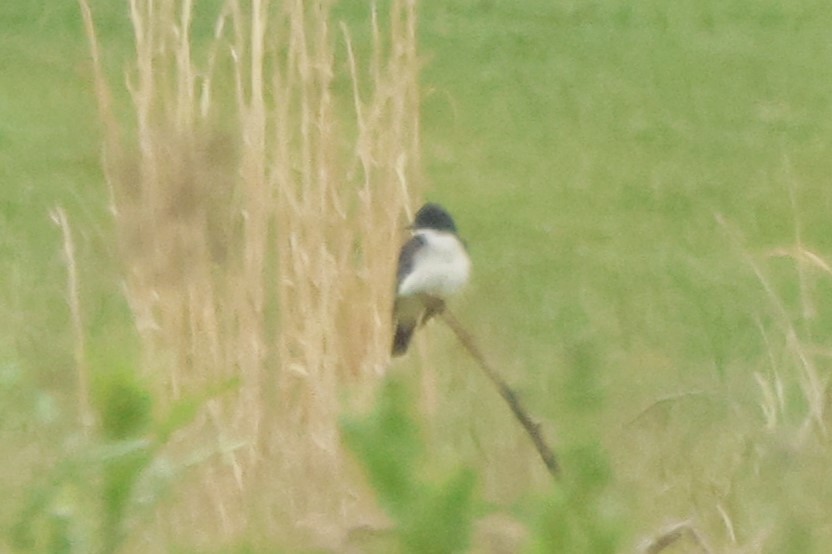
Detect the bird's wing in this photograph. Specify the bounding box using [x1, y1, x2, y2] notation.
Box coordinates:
[396, 233, 426, 289]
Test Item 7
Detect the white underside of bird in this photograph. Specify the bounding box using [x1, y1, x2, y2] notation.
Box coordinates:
[397, 229, 470, 298]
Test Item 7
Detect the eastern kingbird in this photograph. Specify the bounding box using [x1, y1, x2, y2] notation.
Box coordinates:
[391, 203, 471, 356]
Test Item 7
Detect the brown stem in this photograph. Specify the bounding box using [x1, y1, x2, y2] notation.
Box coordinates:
[639, 520, 712, 554]
[438, 309, 561, 478]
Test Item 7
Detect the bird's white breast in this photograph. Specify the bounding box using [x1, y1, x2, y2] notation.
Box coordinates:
[397, 229, 470, 298]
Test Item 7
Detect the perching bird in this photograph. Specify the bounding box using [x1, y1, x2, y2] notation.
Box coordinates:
[392, 203, 471, 356]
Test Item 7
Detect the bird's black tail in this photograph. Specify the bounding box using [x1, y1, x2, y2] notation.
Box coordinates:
[392, 322, 416, 357]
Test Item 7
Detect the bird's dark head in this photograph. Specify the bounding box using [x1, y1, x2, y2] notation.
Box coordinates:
[411, 203, 458, 233]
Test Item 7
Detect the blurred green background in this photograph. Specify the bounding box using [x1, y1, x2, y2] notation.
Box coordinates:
[4, 0, 832, 551]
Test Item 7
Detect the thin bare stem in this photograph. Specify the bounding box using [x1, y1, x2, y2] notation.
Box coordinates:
[439, 309, 561, 478]
[639, 520, 712, 554]
[625, 389, 714, 428]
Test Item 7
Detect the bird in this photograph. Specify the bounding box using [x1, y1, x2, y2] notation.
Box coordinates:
[391, 202, 471, 356]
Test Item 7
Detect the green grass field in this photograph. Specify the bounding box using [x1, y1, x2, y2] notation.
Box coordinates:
[4, 0, 832, 551]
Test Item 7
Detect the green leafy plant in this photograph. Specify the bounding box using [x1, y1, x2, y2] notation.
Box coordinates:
[341, 376, 477, 554]
[10, 365, 237, 554]
[526, 444, 625, 554]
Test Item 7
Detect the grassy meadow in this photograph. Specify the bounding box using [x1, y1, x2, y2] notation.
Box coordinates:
[4, 0, 832, 551]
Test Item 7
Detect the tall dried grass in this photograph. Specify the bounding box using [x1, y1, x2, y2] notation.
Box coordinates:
[78, 0, 420, 547]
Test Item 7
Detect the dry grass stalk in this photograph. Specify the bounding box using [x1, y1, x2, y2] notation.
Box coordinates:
[625, 389, 713, 429]
[716, 213, 827, 438]
[50, 206, 93, 433]
[638, 519, 712, 554]
[79, 0, 422, 547]
[262, 1, 422, 537]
